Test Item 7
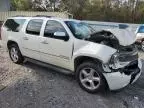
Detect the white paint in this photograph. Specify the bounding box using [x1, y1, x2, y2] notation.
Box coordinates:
[106, 28, 136, 46]
[1, 17, 142, 90]
[73, 42, 117, 64]
[104, 59, 142, 90]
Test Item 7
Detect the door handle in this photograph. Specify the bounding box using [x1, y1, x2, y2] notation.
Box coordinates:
[23, 37, 29, 40]
[41, 40, 49, 44]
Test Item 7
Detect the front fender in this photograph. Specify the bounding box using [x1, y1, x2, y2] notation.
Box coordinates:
[73, 43, 117, 63]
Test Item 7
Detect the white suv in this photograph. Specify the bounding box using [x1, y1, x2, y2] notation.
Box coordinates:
[1, 16, 142, 93]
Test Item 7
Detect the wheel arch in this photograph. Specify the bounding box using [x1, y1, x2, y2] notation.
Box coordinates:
[74, 56, 110, 91]
[7, 40, 19, 49]
[74, 56, 102, 71]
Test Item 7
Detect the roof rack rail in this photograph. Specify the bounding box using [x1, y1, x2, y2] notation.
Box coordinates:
[12, 15, 26, 17]
[34, 15, 54, 18]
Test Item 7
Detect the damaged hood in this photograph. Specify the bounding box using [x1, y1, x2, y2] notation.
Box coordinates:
[106, 29, 136, 46]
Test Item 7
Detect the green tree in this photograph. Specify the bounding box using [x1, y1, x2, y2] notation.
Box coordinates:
[59, 0, 90, 19]
[11, 0, 32, 11]
[10, 0, 144, 23]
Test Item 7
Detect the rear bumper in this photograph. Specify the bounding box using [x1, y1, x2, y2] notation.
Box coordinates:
[103, 59, 142, 90]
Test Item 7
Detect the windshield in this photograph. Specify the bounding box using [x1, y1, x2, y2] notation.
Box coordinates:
[65, 21, 93, 39]
[138, 26, 144, 33]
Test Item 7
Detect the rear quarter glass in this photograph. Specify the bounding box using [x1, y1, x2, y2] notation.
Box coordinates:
[3, 19, 26, 32]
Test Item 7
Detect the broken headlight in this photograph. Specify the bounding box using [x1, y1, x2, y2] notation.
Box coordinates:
[103, 44, 138, 72]
[109, 52, 130, 69]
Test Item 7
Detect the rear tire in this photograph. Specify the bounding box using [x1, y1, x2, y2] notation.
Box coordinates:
[76, 61, 107, 93]
[8, 44, 24, 64]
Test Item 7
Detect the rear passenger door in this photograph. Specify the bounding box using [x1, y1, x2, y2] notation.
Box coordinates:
[21, 19, 43, 60]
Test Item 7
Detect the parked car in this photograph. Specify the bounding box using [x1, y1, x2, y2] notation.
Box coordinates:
[135, 25, 144, 51]
[1, 17, 142, 93]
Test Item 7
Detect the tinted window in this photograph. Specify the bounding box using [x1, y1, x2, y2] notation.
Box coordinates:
[4, 19, 26, 32]
[44, 20, 67, 37]
[26, 19, 43, 35]
[138, 26, 144, 33]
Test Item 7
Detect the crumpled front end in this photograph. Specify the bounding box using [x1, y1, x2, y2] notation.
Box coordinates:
[102, 45, 142, 90]
[86, 28, 142, 90]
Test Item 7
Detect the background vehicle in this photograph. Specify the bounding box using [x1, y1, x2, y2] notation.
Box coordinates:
[135, 25, 144, 51]
[1, 16, 142, 93]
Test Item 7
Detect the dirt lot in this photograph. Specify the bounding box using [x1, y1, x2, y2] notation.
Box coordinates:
[0, 46, 144, 108]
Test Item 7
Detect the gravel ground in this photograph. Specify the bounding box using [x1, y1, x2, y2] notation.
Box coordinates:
[0, 46, 144, 108]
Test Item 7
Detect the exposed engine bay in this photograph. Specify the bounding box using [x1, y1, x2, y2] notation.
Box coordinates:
[87, 30, 119, 49]
[87, 30, 139, 77]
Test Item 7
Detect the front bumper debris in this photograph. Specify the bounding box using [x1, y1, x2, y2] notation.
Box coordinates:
[103, 59, 142, 90]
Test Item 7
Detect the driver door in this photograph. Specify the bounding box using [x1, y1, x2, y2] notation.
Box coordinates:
[39, 20, 73, 69]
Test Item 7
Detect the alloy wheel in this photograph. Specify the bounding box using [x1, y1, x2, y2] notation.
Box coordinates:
[79, 68, 101, 90]
[10, 47, 19, 62]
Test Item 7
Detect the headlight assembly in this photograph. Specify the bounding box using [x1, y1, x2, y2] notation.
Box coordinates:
[109, 52, 130, 69]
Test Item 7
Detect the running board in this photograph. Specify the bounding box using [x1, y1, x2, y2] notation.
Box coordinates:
[24, 57, 74, 75]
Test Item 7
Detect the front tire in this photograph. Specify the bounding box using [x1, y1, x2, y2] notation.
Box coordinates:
[76, 61, 107, 93]
[141, 41, 144, 51]
[9, 44, 24, 64]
